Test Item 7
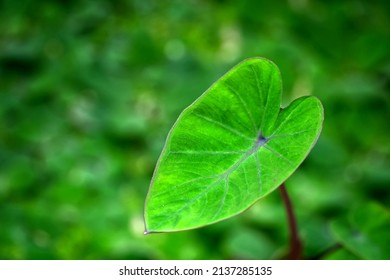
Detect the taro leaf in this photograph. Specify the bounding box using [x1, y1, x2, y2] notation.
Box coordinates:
[331, 202, 390, 259]
[144, 57, 323, 233]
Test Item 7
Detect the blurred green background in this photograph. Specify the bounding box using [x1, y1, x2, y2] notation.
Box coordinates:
[1, 0, 389, 260]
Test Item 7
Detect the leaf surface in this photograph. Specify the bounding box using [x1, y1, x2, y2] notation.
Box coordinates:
[144, 58, 323, 232]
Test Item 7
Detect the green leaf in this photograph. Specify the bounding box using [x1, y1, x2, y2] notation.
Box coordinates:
[331, 202, 390, 259]
[144, 57, 323, 233]
[323, 248, 361, 260]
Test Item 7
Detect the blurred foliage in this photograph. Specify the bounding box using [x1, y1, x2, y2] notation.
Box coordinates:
[0, 0, 389, 259]
[331, 202, 390, 259]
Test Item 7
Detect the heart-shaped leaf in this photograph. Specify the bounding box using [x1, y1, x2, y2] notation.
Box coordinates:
[144, 57, 323, 233]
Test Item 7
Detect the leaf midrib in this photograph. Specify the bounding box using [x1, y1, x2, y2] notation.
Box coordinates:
[155, 137, 264, 229]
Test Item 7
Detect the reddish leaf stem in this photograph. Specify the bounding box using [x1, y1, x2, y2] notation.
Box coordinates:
[279, 183, 302, 259]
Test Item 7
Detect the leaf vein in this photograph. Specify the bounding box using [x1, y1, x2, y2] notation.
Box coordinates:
[254, 152, 262, 194]
[193, 112, 254, 141]
[268, 129, 316, 140]
[169, 150, 247, 155]
[224, 82, 258, 133]
[263, 144, 294, 166]
[269, 104, 308, 137]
